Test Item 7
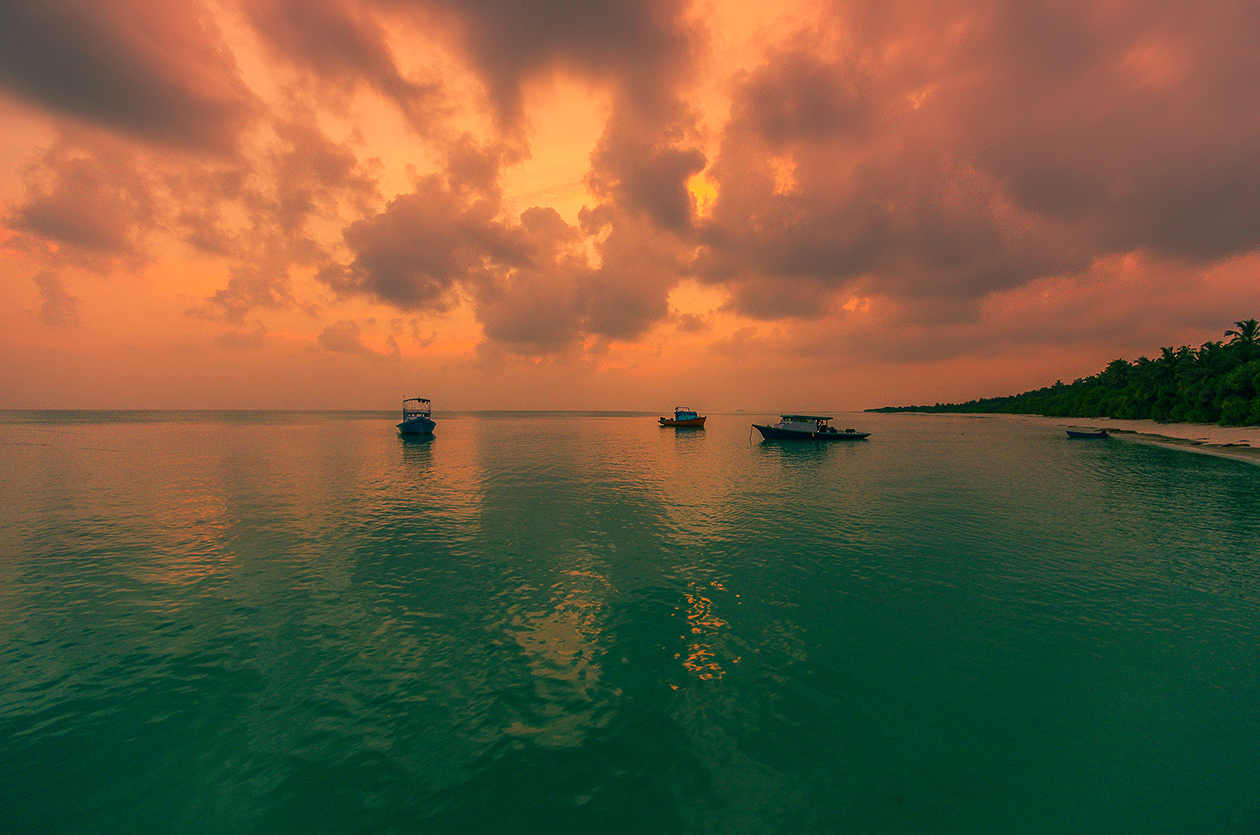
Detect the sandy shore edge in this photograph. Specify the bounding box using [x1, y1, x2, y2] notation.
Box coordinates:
[882, 412, 1260, 465]
[1018, 416, 1260, 465]
[1105, 430, 1260, 464]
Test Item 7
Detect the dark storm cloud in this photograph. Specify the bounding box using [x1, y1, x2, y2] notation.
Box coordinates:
[0, 4, 391, 327]
[321, 179, 579, 346]
[588, 102, 706, 235]
[413, 0, 707, 344]
[720, 276, 840, 321]
[738, 252, 1260, 370]
[474, 263, 588, 351]
[470, 203, 688, 352]
[241, 0, 445, 131]
[407, 0, 710, 234]
[320, 174, 533, 312]
[697, 41, 1082, 317]
[904, 0, 1260, 263]
[10, 140, 157, 268]
[322, 178, 687, 352]
[1, 0, 706, 354]
[697, 0, 1260, 322]
[309, 6, 709, 353]
[400, 0, 709, 234]
[242, 0, 698, 142]
[268, 113, 380, 235]
[0, 0, 256, 152]
[733, 47, 874, 144]
[441, 133, 513, 195]
[205, 261, 300, 322]
[576, 203, 687, 339]
[265, 0, 709, 354]
[410, 0, 698, 129]
[190, 111, 380, 320]
[168, 110, 375, 278]
[17, 0, 1250, 370]
[469, 206, 593, 351]
[264, 0, 1258, 350]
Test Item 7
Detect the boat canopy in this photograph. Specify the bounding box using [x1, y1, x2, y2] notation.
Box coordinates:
[402, 397, 431, 418]
[781, 414, 831, 421]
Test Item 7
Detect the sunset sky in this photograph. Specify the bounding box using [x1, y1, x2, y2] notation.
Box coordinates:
[2, 0, 1258, 410]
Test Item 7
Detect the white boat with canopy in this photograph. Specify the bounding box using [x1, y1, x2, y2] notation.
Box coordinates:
[752, 414, 869, 441]
[398, 397, 436, 435]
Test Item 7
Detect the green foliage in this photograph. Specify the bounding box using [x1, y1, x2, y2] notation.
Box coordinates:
[870, 317, 1260, 426]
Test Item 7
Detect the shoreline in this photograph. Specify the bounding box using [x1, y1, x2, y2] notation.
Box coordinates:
[1102, 428, 1260, 465]
[883, 412, 1260, 466]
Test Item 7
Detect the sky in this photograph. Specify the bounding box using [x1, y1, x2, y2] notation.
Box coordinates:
[2, 0, 1258, 410]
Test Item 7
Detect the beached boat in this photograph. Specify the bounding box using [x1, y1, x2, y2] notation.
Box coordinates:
[398, 397, 436, 435]
[753, 414, 869, 441]
[660, 407, 706, 428]
[1065, 429, 1109, 439]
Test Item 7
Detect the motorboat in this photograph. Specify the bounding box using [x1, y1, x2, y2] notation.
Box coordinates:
[398, 397, 436, 435]
[753, 414, 869, 441]
[1065, 428, 1109, 439]
[660, 407, 706, 428]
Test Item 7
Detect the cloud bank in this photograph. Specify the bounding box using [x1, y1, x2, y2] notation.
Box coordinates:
[2, 0, 1257, 402]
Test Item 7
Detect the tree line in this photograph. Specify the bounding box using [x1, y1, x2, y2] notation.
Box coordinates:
[871, 318, 1260, 426]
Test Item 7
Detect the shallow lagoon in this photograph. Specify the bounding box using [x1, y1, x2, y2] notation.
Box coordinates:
[2, 411, 1258, 833]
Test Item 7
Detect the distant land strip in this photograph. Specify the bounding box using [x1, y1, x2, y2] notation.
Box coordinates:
[868, 318, 1260, 427]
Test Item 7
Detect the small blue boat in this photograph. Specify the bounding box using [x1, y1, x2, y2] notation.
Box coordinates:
[398, 397, 436, 435]
[1065, 429, 1109, 439]
[753, 414, 870, 441]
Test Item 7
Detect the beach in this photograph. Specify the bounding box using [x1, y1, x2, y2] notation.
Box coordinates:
[895, 413, 1260, 465]
[1023, 416, 1260, 464]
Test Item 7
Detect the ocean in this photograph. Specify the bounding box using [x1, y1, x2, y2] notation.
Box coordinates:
[2, 410, 1258, 833]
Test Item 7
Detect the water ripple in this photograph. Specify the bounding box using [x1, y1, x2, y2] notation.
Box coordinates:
[2, 412, 1259, 833]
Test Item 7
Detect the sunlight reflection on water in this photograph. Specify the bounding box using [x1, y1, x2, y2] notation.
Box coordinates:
[2, 411, 1259, 833]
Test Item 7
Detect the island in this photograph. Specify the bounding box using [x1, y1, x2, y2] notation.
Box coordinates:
[869, 318, 1260, 427]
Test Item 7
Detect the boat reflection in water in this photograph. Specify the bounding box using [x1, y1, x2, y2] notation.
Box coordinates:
[753, 414, 870, 441]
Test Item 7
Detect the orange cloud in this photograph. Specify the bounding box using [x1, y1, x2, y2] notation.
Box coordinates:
[1, 0, 1257, 408]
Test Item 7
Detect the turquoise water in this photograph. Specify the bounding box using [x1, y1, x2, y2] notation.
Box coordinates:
[2, 411, 1258, 833]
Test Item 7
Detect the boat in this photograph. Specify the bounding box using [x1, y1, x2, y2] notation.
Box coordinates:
[398, 397, 436, 435]
[1065, 428, 1109, 439]
[660, 407, 706, 428]
[753, 414, 870, 441]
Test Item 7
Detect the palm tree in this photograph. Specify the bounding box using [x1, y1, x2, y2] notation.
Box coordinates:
[1225, 318, 1259, 363]
[1224, 318, 1259, 345]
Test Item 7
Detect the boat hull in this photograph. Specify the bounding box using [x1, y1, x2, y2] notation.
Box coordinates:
[1065, 430, 1108, 439]
[398, 416, 436, 435]
[660, 416, 706, 427]
[754, 424, 869, 441]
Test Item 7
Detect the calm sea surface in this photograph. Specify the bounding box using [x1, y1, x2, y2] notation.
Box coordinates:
[2, 411, 1259, 834]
